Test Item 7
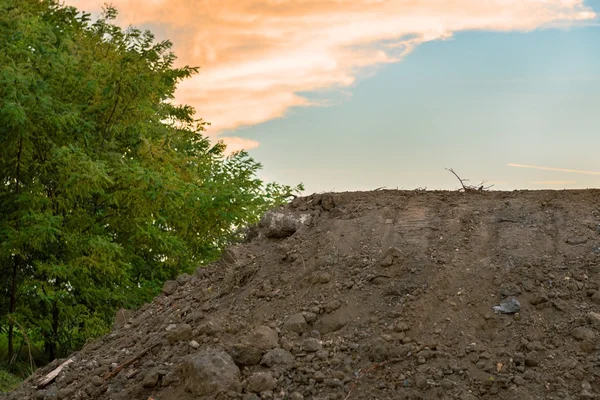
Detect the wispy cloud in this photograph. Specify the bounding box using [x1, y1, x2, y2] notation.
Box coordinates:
[532, 180, 577, 185]
[508, 163, 600, 175]
[68, 0, 595, 140]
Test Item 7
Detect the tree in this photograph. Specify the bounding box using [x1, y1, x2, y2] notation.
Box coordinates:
[0, 0, 301, 366]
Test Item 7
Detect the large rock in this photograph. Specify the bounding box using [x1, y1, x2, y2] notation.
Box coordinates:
[261, 348, 295, 371]
[246, 372, 277, 393]
[258, 211, 311, 238]
[245, 326, 279, 351]
[283, 313, 308, 334]
[228, 343, 263, 366]
[162, 280, 179, 296]
[182, 348, 242, 396]
[315, 309, 351, 334]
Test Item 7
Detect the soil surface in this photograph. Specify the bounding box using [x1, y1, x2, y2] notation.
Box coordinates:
[5, 190, 600, 400]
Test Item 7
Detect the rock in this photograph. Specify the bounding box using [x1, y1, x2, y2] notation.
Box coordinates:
[113, 308, 133, 330]
[91, 376, 103, 387]
[283, 313, 308, 334]
[246, 372, 277, 393]
[524, 352, 540, 367]
[228, 343, 263, 366]
[302, 338, 322, 352]
[162, 280, 179, 295]
[177, 273, 191, 285]
[321, 195, 335, 211]
[142, 370, 159, 388]
[290, 392, 304, 400]
[182, 348, 242, 396]
[190, 340, 200, 349]
[591, 291, 600, 305]
[315, 309, 351, 334]
[57, 387, 75, 399]
[587, 312, 600, 329]
[566, 236, 588, 245]
[572, 327, 596, 341]
[324, 299, 341, 313]
[166, 323, 193, 344]
[45, 385, 58, 398]
[530, 294, 548, 305]
[261, 348, 295, 370]
[245, 326, 279, 351]
[258, 211, 309, 238]
[197, 319, 223, 336]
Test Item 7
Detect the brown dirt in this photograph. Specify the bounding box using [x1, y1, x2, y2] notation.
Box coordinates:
[6, 189, 600, 400]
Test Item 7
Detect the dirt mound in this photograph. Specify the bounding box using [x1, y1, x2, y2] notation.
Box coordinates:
[6, 190, 600, 400]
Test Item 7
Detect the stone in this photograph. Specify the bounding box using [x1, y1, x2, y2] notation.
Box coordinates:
[283, 313, 308, 334]
[162, 280, 179, 295]
[246, 372, 277, 393]
[113, 308, 133, 330]
[91, 376, 103, 387]
[57, 386, 76, 399]
[197, 319, 223, 336]
[261, 348, 295, 370]
[142, 370, 159, 388]
[228, 343, 263, 366]
[302, 338, 322, 352]
[591, 291, 600, 305]
[245, 326, 279, 351]
[586, 312, 600, 330]
[258, 211, 310, 238]
[182, 348, 242, 396]
[166, 323, 193, 345]
[190, 340, 200, 349]
[566, 236, 588, 245]
[572, 327, 596, 341]
[315, 310, 351, 334]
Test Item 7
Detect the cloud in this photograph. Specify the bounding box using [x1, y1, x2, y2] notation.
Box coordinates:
[531, 180, 577, 185]
[67, 0, 596, 135]
[507, 164, 600, 175]
[219, 136, 260, 156]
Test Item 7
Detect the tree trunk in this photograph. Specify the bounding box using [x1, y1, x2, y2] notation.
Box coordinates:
[8, 137, 23, 364]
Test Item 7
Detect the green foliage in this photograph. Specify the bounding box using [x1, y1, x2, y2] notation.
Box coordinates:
[0, 0, 302, 368]
[0, 368, 22, 393]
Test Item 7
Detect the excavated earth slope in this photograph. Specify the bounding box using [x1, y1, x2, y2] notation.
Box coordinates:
[6, 190, 600, 400]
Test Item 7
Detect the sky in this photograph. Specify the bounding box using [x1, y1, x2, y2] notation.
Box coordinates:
[66, 0, 600, 193]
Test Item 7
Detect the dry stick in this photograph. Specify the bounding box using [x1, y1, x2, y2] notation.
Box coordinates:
[8, 315, 35, 375]
[445, 168, 493, 192]
[103, 342, 160, 381]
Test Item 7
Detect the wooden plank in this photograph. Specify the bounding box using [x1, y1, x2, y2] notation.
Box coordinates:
[37, 358, 74, 388]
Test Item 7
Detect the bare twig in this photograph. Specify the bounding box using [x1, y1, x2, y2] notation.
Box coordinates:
[103, 342, 160, 381]
[445, 168, 493, 192]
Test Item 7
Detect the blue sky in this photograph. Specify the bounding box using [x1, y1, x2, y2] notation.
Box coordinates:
[69, 0, 600, 193]
[236, 16, 600, 192]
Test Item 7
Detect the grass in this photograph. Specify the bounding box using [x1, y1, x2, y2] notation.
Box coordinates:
[0, 369, 21, 393]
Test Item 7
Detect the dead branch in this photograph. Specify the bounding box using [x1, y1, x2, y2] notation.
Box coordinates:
[37, 358, 74, 388]
[102, 342, 160, 381]
[445, 168, 494, 192]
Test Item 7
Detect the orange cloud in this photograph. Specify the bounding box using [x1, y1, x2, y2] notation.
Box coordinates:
[219, 136, 260, 156]
[67, 0, 595, 135]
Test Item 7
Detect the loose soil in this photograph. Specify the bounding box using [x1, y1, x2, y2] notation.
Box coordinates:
[5, 190, 600, 400]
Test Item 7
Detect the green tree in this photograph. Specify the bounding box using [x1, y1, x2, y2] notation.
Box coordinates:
[0, 0, 301, 366]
